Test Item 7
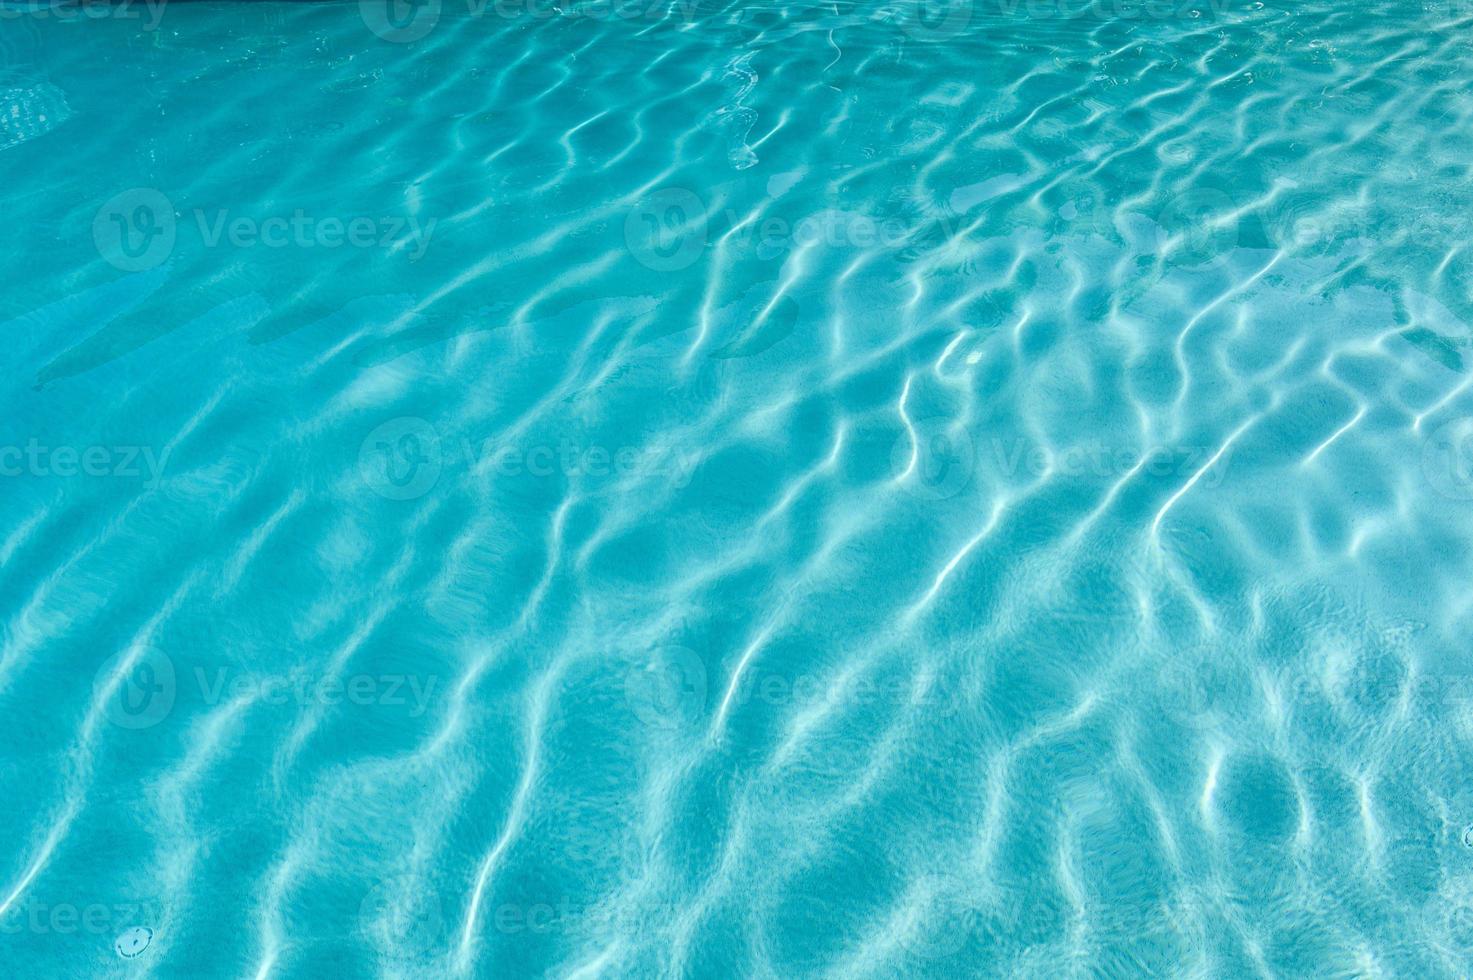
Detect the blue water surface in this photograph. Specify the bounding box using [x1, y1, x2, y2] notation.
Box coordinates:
[3, 0, 1473, 975]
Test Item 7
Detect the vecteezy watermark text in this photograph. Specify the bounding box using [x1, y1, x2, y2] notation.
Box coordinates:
[94, 646, 441, 730]
[194, 668, 439, 718]
[93, 188, 437, 273]
[359, 0, 703, 43]
[0, 0, 168, 30]
[988, 439, 1232, 485]
[984, 0, 1231, 18]
[623, 646, 957, 732]
[358, 417, 700, 501]
[0, 440, 168, 488]
[623, 188, 917, 272]
[889, 427, 1233, 501]
[193, 209, 435, 258]
[891, 0, 1231, 42]
[0, 898, 162, 936]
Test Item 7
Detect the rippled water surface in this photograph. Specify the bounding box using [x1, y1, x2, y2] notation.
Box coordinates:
[5, 0, 1473, 975]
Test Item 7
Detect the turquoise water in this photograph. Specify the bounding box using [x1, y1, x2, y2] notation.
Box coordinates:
[4, 0, 1473, 975]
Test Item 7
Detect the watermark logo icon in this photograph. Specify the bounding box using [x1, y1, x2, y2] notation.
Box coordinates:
[360, 876, 444, 962]
[360, 0, 441, 42]
[624, 188, 706, 272]
[1155, 188, 1238, 266]
[359, 417, 443, 500]
[624, 646, 707, 729]
[1422, 418, 1473, 500]
[900, 0, 973, 40]
[899, 873, 977, 959]
[1158, 647, 1236, 733]
[890, 417, 974, 499]
[1447, 901, 1473, 948]
[94, 646, 176, 730]
[93, 188, 176, 272]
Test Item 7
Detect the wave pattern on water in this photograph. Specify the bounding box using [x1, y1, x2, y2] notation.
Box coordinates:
[3, 0, 1473, 976]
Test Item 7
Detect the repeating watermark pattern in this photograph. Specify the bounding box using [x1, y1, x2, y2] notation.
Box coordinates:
[94, 647, 177, 731]
[1154, 188, 1239, 266]
[1159, 647, 1466, 734]
[1420, 673, 1473, 710]
[471, 441, 697, 483]
[624, 188, 707, 272]
[491, 897, 685, 935]
[93, 648, 439, 730]
[890, 0, 1226, 42]
[1422, 418, 1473, 501]
[1445, 900, 1473, 949]
[726, 666, 958, 718]
[888, 428, 1231, 500]
[624, 646, 707, 730]
[493, 898, 589, 935]
[0, 0, 168, 30]
[359, 417, 444, 502]
[353, 0, 1227, 42]
[899, 873, 982, 959]
[980, 0, 1229, 18]
[0, 440, 168, 487]
[193, 668, 439, 718]
[358, 417, 700, 501]
[359, 0, 442, 42]
[623, 649, 957, 731]
[989, 439, 1232, 485]
[1157, 648, 1242, 734]
[191, 209, 436, 258]
[898, 0, 973, 40]
[890, 418, 976, 500]
[747, 210, 916, 262]
[623, 183, 1269, 278]
[360, 877, 444, 963]
[92, 188, 436, 273]
[1263, 196, 1357, 257]
[624, 188, 925, 272]
[358, 0, 701, 42]
[1264, 196, 1472, 256]
[93, 188, 176, 274]
[0, 898, 161, 938]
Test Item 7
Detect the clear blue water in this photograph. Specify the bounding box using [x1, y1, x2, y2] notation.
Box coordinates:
[3, 0, 1473, 975]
